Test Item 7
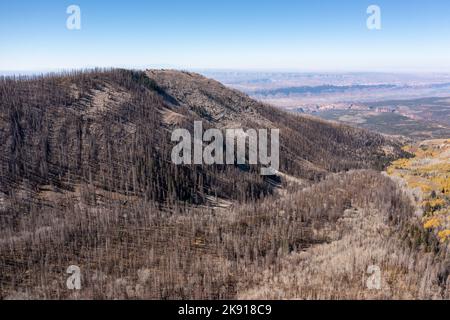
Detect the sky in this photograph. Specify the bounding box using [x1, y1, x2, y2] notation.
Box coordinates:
[1, 0, 450, 73]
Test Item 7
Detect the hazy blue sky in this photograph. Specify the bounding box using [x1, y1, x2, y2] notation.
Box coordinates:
[1, 0, 450, 72]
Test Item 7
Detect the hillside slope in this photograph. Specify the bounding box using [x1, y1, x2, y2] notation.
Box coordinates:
[0, 69, 405, 205]
[1, 69, 447, 300]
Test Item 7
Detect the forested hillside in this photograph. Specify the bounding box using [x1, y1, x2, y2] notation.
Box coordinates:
[0, 69, 405, 205]
[0, 69, 447, 299]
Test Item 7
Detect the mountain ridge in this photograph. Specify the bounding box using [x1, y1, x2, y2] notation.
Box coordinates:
[0, 68, 407, 205]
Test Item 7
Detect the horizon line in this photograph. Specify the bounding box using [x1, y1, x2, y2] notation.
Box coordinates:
[2, 66, 450, 76]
